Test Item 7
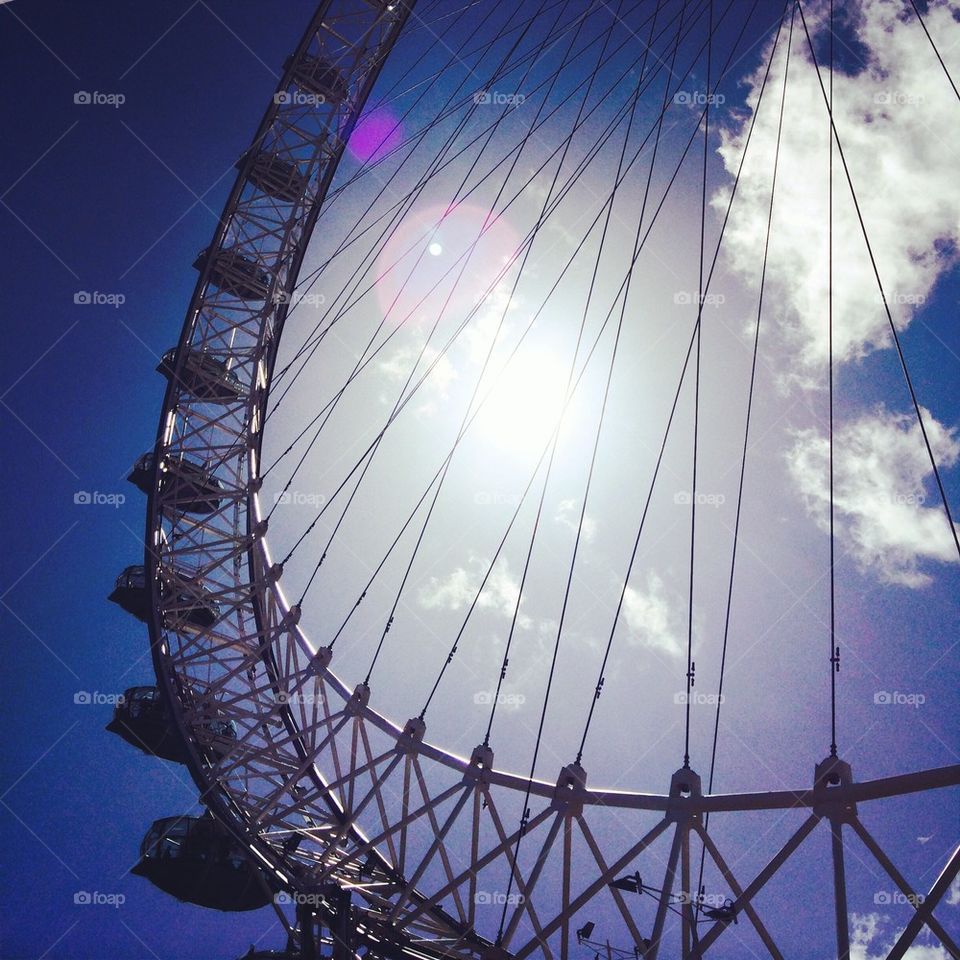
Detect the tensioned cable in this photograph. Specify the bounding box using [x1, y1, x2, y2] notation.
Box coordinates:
[280, 2, 657, 581]
[359, 0, 610, 686]
[683, 0, 714, 772]
[270, 0, 688, 412]
[269, 1, 722, 568]
[315, 0, 737, 665]
[492, 0, 669, 944]
[695, 0, 795, 920]
[905, 0, 960, 103]
[576, 0, 786, 765]
[828, 0, 838, 759]
[796, 0, 960, 566]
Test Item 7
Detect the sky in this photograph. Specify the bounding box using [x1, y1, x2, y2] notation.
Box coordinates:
[0, 1, 958, 959]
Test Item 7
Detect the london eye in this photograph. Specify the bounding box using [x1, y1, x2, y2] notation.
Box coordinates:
[103, 1, 960, 957]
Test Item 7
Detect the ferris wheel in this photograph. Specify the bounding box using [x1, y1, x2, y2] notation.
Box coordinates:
[106, 0, 960, 957]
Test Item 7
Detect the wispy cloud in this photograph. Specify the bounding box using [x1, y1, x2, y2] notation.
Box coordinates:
[787, 405, 960, 587]
[621, 570, 685, 657]
[714, 0, 960, 378]
[849, 910, 955, 959]
[554, 497, 597, 542]
[418, 555, 532, 628]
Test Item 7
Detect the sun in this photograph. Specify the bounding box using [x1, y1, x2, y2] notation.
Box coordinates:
[475, 350, 570, 453]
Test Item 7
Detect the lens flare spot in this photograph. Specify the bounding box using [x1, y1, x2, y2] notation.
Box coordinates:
[348, 108, 404, 164]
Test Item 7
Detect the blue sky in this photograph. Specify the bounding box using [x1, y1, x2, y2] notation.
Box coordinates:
[0, 1, 958, 958]
[0, 3, 319, 958]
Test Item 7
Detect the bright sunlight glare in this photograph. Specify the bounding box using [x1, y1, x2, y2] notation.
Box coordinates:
[475, 350, 569, 453]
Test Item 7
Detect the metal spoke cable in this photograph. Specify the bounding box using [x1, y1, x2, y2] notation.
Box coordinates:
[695, 0, 795, 920]
[828, 0, 838, 759]
[263, 0, 715, 503]
[493, 0, 666, 944]
[905, 0, 960, 103]
[359, 0, 605, 685]
[683, 0, 713, 771]
[576, 0, 784, 764]
[272, 0, 688, 404]
[797, 0, 960, 564]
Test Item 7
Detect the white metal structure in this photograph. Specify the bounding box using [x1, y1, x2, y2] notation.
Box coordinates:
[125, 1, 960, 957]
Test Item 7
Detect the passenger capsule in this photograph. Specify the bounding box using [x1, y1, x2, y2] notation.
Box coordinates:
[106, 685, 238, 762]
[157, 348, 245, 403]
[287, 55, 349, 103]
[108, 565, 221, 630]
[194, 246, 272, 301]
[128, 452, 225, 515]
[132, 815, 274, 911]
[106, 686, 190, 763]
[242, 151, 309, 204]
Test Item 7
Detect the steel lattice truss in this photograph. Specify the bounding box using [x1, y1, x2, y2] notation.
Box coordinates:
[138, 0, 960, 956]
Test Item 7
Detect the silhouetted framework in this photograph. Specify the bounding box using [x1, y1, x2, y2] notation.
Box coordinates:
[107, 0, 960, 956]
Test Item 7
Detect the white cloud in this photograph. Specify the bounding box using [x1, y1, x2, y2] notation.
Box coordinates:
[378, 343, 456, 416]
[418, 555, 531, 627]
[621, 570, 685, 657]
[787, 405, 959, 587]
[714, 0, 960, 378]
[554, 497, 597, 542]
[948, 874, 960, 907]
[849, 911, 953, 960]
